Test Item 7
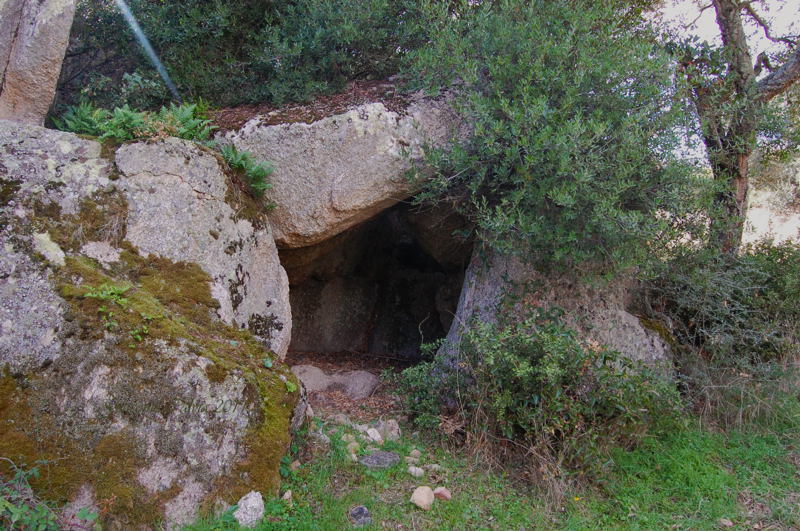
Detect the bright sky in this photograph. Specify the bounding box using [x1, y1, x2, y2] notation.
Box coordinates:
[660, 0, 799, 60]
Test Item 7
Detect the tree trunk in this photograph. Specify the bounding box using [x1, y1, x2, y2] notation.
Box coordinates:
[707, 148, 750, 253]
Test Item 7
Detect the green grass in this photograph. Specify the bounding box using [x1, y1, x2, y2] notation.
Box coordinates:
[186, 420, 799, 530]
[566, 428, 799, 530]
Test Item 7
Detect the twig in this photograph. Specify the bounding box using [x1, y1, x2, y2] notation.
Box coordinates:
[742, 2, 799, 46]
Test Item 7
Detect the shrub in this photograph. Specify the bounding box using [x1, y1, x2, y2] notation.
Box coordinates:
[646, 241, 800, 366]
[246, 0, 430, 105]
[403, 0, 698, 273]
[645, 242, 800, 430]
[400, 307, 682, 475]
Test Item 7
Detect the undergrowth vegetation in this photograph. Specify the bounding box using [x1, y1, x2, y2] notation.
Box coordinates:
[183, 414, 799, 529]
[399, 307, 682, 482]
[0, 458, 97, 530]
[58, 0, 432, 109]
[53, 100, 215, 142]
[645, 241, 800, 430]
[219, 145, 274, 198]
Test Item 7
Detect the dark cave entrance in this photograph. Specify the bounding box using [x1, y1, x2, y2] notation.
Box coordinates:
[281, 203, 472, 367]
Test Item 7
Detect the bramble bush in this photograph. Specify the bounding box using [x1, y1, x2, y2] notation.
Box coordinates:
[400, 307, 682, 475]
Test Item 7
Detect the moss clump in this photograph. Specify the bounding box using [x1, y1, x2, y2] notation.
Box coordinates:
[0, 178, 21, 207]
[2, 210, 298, 526]
[639, 316, 680, 351]
[43, 192, 128, 252]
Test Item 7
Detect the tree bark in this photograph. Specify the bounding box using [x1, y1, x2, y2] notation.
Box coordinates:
[692, 0, 800, 252]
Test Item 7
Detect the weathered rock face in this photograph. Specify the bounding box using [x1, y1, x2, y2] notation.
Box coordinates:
[0, 120, 299, 528]
[441, 245, 672, 371]
[0, 0, 75, 125]
[115, 139, 292, 358]
[221, 92, 460, 248]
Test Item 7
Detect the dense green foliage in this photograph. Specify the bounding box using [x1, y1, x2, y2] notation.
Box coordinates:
[645, 241, 800, 429]
[58, 0, 431, 109]
[400, 307, 681, 473]
[647, 242, 800, 366]
[405, 0, 698, 270]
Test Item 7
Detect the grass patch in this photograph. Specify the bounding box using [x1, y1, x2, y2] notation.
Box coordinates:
[185, 417, 799, 530]
[565, 428, 799, 530]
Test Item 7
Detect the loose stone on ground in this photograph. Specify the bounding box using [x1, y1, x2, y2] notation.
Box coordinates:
[348, 505, 372, 527]
[233, 491, 265, 528]
[359, 450, 400, 469]
[410, 486, 435, 510]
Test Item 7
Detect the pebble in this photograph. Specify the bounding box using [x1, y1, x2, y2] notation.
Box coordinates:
[433, 487, 452, 501]
[233, 491, 265, 528]
[348, 505, 372, 527]
[376, 419, 401, 441]
[358, 450, 400, 469]
[409, 449, 422, 459]
[719, 518, 734, 528]
[408, 466, 424, 478]
[410, 486, 434, 510]
[281, 490, 293, 505]
[341, 433, 356, 443]
[424, 464, 444, 472]
[290, 460, 301, 471]
[366, 427, 384, 445]
[404, 456, 420, 465]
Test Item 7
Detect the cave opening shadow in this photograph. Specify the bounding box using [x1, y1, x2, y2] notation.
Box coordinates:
[281, 203, 472, 367]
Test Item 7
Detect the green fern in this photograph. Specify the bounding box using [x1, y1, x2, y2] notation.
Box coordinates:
[55, 101, 214, 143]
[151, 103, 215, 141]
[99, 105, 147, 142]
[220, 144, 274, 197]
[52, 100, 110, 137]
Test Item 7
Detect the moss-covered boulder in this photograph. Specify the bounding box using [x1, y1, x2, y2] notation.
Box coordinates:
[0, 119, 300, 528]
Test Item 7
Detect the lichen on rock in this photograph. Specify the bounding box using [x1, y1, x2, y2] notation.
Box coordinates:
[0, 120, 300, 528]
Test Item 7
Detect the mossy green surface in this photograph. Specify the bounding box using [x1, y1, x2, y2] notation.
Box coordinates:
[1, 187, 300, 527]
